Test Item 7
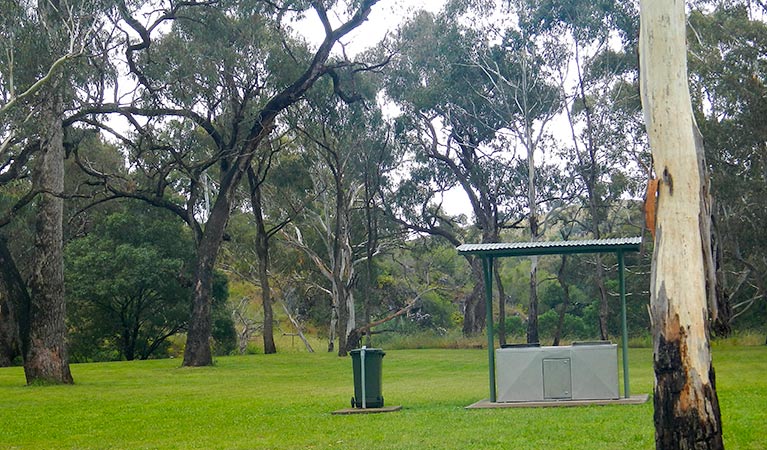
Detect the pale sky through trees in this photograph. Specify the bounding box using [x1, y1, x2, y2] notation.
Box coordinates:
[297, 0, 446, 56]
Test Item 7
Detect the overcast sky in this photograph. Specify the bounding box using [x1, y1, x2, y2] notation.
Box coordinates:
[296, 0, 446, 56]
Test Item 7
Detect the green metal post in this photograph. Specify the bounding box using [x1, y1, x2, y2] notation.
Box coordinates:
[482, 257, 496, 402]
[618, 251, 630, 398]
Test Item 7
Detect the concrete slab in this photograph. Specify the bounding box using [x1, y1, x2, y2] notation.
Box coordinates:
[332, 405, 403, 415]
[466, 394, 649, 409]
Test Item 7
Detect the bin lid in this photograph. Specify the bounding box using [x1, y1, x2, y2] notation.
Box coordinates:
[350, 347, 385, 355]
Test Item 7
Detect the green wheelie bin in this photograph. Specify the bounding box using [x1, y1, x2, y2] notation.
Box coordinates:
[350, 347, 385, 408]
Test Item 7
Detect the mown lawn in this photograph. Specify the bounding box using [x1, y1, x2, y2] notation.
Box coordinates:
[0, 345, 764, 449]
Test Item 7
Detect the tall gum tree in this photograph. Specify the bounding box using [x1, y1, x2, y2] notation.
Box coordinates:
[180, 1, 381, 367]
[286, 97, 386, 356]
[24, 88, 73, 384]
[639, 0, 724, 448]
[70, 0, 382, 366]
[528, 0, 644, 341]
[385, 9, 552, 336]
[0, 0, 101, 383]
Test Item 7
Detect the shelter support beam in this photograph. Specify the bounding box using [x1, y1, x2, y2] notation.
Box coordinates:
[618, 251, 630, 398]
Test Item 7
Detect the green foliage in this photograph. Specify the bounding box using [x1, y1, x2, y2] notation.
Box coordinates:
[365, 238, 471, 337]
[504, 315, 527, 337]
[65, 205, 193, 361]
[537, 310, 592, 341]
[65, 204, 234, 361]
[415, 290, 456, 330]
[211, 272, 237, 356]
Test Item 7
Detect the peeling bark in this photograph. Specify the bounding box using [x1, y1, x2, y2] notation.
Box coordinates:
[640, 1, 724, 448]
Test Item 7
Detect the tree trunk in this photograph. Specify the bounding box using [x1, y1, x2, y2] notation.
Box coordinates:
[328, 302, 337, 353]
[121, 320, 134, 361]
[527, 209, 540, 345]
[184, 134, 263, 367]
[640, 1, 724, 448]
[553, 255, 571, 346]
[339, 221, 356, 356]
[330, 175, 357, 357]
[0, 288, 20, 367]
[575, 38, 611, 343]
[257, 238, 276, 355]
[462, 260, 486, 336]
[711, 209, 732, 337]
[249, 176, 276, 355]
[494, 265, 506, 347]
[336, 282, 349, 356]
[526, 120, 539, 344]
[0, 236, 24, 367]
[279, 300, 314, 353]
[363, 179, 378, 348]
[183, 229, 219, 366]
[527, 257, 539, 344]
[595, 254, 610, 341]
[24, 93, 73, 384]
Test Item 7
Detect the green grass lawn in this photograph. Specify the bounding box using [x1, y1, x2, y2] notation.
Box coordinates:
[0, 345, 764, 449]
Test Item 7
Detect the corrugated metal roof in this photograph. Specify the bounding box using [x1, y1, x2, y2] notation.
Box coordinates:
[457, 237, 643, 257]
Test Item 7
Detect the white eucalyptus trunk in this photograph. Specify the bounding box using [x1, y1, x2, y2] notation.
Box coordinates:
[639, 1, 723, 448]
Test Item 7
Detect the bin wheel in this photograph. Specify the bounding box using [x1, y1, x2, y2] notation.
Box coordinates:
[351, 397, 355, 408]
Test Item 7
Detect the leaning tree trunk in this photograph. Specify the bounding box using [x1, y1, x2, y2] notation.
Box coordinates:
[24, 93, 73, 384]
[640, 1, 724, 448]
